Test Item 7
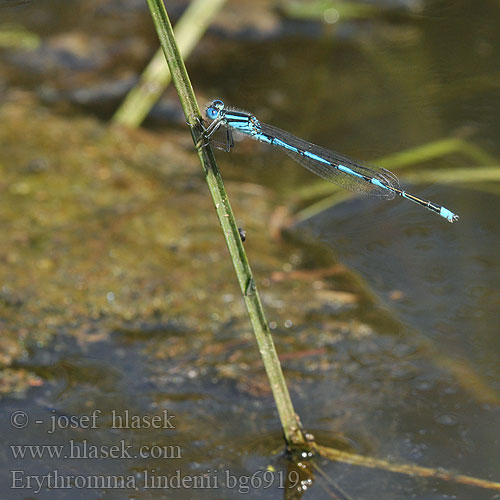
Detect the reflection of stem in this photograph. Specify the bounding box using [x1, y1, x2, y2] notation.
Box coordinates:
[309, 461, 354, 500]
[313, 444, 500, 490]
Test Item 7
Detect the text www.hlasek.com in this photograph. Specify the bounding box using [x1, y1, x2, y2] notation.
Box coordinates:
[10, 440, 181, 460]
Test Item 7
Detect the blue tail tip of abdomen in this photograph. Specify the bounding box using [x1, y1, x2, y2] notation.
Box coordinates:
[440, 206, 460, 223]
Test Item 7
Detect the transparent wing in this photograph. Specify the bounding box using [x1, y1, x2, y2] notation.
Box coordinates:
[259, 122, 400, 199]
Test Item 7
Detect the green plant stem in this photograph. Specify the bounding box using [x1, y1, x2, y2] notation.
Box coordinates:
[145, 0, 309, 448]
[376, 137, 497, 170]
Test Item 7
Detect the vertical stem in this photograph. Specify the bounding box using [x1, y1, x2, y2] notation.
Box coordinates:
[145, 0, 310, 447]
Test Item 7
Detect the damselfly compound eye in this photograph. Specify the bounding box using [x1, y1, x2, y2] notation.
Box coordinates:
[206, 106, 219, 121]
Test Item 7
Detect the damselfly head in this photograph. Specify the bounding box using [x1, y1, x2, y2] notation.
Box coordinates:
[205, 99, 225, 121]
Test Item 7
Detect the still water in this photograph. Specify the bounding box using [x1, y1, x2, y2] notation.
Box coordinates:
[0, 0, 498, 498]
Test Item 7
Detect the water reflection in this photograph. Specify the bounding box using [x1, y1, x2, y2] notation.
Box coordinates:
[0, 0, 499, 498]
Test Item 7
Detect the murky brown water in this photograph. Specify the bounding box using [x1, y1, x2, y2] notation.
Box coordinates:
[0, 0, 499, 498]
